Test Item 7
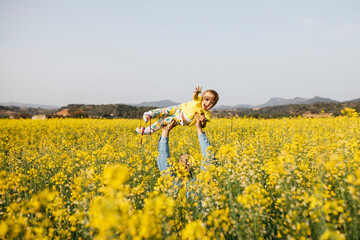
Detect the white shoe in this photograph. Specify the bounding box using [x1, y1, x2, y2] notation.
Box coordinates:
[136, 127, 153, 135]
[143, 112, 151, 123]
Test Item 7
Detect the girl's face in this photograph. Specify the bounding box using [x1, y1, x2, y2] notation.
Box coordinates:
[201, 92, 217, 110]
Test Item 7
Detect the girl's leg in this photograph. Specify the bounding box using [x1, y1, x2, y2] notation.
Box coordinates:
[137, 105, 181, 134]
[136, 116, 177, 135]
[144, 105, 179, 122]
[150, 116, 177, 132]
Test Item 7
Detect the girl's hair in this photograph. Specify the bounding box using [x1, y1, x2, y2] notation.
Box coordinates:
[204, 89, 219, 103]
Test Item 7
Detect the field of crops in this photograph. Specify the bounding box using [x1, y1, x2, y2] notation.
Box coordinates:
[1, 116, 359, 239]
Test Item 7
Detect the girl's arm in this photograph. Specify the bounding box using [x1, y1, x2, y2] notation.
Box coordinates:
[193, 86, 202, 101]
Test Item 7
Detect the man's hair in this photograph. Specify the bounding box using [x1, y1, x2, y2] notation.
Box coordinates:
[178, 154, 193, 178]
[204, 89, 219, 104]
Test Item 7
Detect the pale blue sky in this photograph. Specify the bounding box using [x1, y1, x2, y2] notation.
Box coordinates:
[1, 0, 359, 107]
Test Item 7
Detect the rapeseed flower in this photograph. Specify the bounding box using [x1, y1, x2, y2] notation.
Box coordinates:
[0, 117, 359, 239]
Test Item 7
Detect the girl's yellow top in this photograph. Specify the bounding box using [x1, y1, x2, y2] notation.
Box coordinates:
[180, 96, 211, 125]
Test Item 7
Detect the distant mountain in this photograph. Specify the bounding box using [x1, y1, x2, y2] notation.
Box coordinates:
[347, 98, 360, 103]
[132, 99, 180, 108]
[212, 96, 342, 110]
[256, 96, 338, 108]
[303, 96, 338, 104]
[2, 96, 359, 111]
[214, 104, 254, 110]
[0, 101, 60, 109]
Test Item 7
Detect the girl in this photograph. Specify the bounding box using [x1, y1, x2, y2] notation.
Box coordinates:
[136, 86, 219, 135]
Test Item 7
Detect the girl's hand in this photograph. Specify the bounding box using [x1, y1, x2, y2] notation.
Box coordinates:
[194, 86, 202, 94]
[193, 86, 202, 101]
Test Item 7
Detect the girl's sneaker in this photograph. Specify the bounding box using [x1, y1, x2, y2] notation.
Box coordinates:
[143, 112, 152, 123]
[136, 127, 153, 135]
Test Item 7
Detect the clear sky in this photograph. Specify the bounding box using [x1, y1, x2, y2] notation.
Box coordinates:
[1, 0, 359, 107]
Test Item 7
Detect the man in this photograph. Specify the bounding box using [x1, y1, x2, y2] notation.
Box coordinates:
[157, 113, 214, 197]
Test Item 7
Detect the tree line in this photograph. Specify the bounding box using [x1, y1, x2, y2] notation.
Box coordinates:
[63, 104, 154, 119]
[212, 101, 360, 118]
[1, 101, 360, 119]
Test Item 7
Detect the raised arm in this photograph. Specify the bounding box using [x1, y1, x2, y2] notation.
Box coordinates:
[193, 86, 202, 101]
[157, 120, 177, 173]
[195, 114, 214, 170]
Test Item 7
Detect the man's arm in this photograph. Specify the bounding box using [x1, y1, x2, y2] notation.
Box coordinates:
[195, 114, 205, 135]
[195, 114, 214, 170]
[157, 120, 176, 173]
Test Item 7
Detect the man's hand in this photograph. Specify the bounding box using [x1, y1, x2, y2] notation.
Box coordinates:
[195, 113, 206, 126]
[164, 120, 177, 131]
[195, 114, 206, 135]
[161, 120, 177, 138]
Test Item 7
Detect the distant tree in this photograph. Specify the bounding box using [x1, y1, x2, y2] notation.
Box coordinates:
[13, 113, 32, 119]
[68, 108, 88, 118]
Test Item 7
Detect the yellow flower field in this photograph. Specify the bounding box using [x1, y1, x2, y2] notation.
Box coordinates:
[0, 116, 359, 239]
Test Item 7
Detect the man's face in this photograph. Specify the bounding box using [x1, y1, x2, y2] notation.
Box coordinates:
[201, 92, 217, 111]
[179, 154, 192, 174]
